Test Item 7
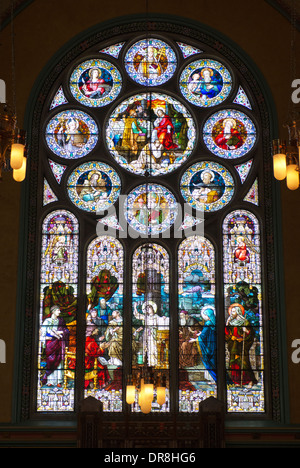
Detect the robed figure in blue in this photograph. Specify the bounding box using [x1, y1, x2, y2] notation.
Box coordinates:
[191, 306, 217, 382]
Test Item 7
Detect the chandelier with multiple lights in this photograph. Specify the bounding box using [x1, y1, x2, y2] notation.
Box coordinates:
[0, 103, 26, 182]
[272, 1, 299, 190]
[272, 118, 300, 189]
[0, 1, 26, 182]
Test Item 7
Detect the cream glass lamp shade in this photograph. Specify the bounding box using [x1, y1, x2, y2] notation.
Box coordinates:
[286, 164, 299, 190]
[10, 143, 24, 169]
[156, 386, 166, 406]
[126, 385, 136, 405]
[273, 153, 287, 180]
[140, 401, 152, 414]
[13, 157, 26, 182]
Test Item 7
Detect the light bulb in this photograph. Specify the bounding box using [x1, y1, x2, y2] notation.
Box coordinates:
[143, 383, 154, 403]
[13, 157, 26, 182]
[273, 153, 287, 180]
[10, 143, 24, 170]
[156, 386, 166, 405]
[126, 385, 136, 405]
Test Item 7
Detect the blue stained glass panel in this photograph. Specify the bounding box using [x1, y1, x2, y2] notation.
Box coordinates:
[178, 236, 217, 412]
[131, 244, 170, 413]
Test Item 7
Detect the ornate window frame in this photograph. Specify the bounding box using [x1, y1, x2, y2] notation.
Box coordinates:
[14, 15, 285, 423]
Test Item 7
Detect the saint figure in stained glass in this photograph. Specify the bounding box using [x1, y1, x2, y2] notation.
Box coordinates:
[70, 59, 122, 107]
[125, 183, 178, 235]
[106, 92, 196, 176]
[180, 59, 232, 107]
[203, 109, 256, 158]
[178, 236, 217, 412]
[125, 39, 177, 86]
[67, 162, 121, 213]
[46, 110, 98, 159]
[181, 161, 234, 212]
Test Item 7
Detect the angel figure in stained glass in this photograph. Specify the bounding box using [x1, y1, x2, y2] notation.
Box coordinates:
[56, 117, 87, 156]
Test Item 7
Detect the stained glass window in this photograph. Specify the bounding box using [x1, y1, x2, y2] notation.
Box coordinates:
[179, 59, 232, 107]
[131, 244, 170, 412]
[125, 183, 178, 236]
[37, 210, 79, 412]
[85, 236, 124, 411]
[27, 21, 277, 421]
[203, 109, 256, 158]
[45, 110, 98, 159]
[180, 161, 235, 212]
[67, 161, 121, 213]
[223, 210, 264, 412]
[70, 59, 122, 107]
[106, 92, 196, 176]
[124, 39, 177, 86]
[178, 236, 217, 411]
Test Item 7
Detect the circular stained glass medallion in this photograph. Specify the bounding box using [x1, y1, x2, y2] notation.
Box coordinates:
[106, 92, 196, 176]
[124, 38, 177, 86]
[125, 183, 178, 235]
[179, 59, 232, 107]
[67, 161, 121, 213]
[203, 109, 256, 159]
[180, 161, 235, 212]
[45, 110, 98, 159]
[69, 59, 122, 107]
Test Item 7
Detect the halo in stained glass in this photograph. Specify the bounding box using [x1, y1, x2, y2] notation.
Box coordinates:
[124, 183, 178, 235]
[45, 110, 98, 159]
[203, 109, 257, 159]
[180, 161, 235, 212]
[69, 59, 122, 107]
[179, 59, 232, 107]
[124, 38, 177, 86]
[106, 92, 196, 176]
[67, 161, 121, 213]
